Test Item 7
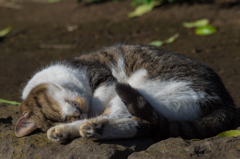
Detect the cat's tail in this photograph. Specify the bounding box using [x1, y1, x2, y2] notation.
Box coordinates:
[109, 57, 129, 83]
[115, 83, 236, 140]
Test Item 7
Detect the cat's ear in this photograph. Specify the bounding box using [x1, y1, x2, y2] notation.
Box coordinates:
[15, 112, 37, 137]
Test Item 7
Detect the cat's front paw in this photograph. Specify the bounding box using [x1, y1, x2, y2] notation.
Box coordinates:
[79, 119, 106, 138]
[47, 125, 70, 143]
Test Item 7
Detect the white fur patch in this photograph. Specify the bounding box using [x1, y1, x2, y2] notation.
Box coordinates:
[108, 95, 132, 119]
[91, 84, 132, 119]
[109, 57, 128, 83]
[91, 84, 116, 116]
[101, 118, 138, 139]
[129, 77, 204, 121]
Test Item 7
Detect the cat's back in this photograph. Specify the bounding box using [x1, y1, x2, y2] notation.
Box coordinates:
[72, 44, 234, 106]
[75, 44, 226, 83]
[75, 44, 212, 78]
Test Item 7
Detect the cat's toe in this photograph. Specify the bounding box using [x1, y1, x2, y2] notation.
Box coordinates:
[80, 121, 105, 138]
[47, 126, 68, 143]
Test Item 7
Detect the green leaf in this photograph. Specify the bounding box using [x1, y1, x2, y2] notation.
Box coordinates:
[148, 40, 164, 47]
[147, 33, 179, 47]
[0, 26, 12, 37]
[47, 0, 61, 3]
[183, 19, 209, 28]
[0, 99, 21, 106]
[195, 25, 216, 35]
[128, 1, 160, 18]
[164, 33, 179, 43]
[128, 4, 154, 18]
[216, 130, 240, 137]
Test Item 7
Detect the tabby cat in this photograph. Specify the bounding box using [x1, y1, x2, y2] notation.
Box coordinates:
[15, 44, 236, 143]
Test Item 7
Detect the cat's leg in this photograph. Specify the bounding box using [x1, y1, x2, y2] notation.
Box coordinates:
[47, 119, 87, 143]
[79, 95, 152, 139]
[47, 94, 134, 142]
[79, 116, 151, 139]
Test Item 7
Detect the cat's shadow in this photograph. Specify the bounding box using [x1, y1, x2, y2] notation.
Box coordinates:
[233, 108, 240, 129]
[0, 117, 13, 124]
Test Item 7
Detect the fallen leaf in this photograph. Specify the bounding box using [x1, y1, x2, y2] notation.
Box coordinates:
[164, 33, 179, 44]
[128, 1, 160, 18]
[195, 25, 216, 35]
[148, 41, 164, 47]
[0, 26, 12, 37]
[216, 130, 240, 137]
[183, 19, 209, 28]
[147, 33, 179, 47]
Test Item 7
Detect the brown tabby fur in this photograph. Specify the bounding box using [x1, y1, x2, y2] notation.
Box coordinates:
[16, 83, 87, 137]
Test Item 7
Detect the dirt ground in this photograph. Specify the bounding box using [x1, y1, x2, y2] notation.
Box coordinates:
[0, 0, 240, 111]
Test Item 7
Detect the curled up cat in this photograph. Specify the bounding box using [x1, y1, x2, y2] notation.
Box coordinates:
[15, 44, 236, 143]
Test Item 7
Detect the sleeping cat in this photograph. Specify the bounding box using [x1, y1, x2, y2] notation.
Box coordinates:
[15, 44, 236, 143]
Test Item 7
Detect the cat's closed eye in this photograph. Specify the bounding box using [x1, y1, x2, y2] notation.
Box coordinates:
[65, 100, 78, 107]
[65, 99, 83, 113]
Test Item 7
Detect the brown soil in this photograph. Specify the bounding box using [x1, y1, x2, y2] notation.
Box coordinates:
[0, 0, 240, 108]
[1, 1, 240, 158]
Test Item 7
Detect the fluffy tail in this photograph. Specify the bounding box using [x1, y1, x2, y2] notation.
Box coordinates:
[115, 83, 236, 140]
[109, 57, 129, 83]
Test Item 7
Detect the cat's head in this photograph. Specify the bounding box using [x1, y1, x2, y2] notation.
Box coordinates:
[15, 83, 89, 137]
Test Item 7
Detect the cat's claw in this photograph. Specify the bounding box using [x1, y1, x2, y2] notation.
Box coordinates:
[80, 119, 105, 138]
[47, 125, 70, 143]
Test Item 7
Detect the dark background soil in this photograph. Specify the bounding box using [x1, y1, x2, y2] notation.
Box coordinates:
[0, 0, 240, 111]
